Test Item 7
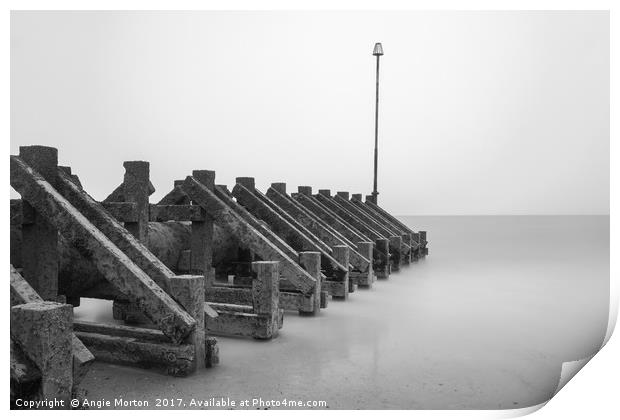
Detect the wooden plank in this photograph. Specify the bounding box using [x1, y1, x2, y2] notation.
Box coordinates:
[180, 176, 316, 296]
[11, 156, 196, 343]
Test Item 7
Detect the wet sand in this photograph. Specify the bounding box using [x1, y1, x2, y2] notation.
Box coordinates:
[75, 215, 609, 409]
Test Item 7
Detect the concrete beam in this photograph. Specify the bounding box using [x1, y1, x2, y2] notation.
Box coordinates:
[180, 175, 317, 297]
[11, 155, 196, 343]
[266, 186, 370, 273]
[149, 204, 205, 222]
[213, 185, 299, 261]
[232, 182, 348, 275]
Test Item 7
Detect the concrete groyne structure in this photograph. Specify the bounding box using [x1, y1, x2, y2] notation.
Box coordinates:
[10, 145, 428, 407]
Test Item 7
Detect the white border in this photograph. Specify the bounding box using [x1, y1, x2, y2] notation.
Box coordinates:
[3, 1, 616, 419]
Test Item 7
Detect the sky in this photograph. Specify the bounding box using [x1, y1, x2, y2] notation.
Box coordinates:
[10, 11, 609, 215]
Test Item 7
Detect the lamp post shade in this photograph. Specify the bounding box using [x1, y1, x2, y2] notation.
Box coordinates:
[370, 42, 383, 204]
[373, 42, 384, 56]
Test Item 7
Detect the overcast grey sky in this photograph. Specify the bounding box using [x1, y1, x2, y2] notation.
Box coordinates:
[10, 11, 609, 215]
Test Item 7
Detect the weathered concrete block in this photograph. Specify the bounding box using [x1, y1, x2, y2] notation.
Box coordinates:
[331, 245, 351, 297]
[251, 261, 281, 339]
[389, 236, 402, 272]
[181, 176, 317, 297]
[11, 265, 95, 386]
[271, 182, 287, 194]
[375, 238, 390, 279]
[298, 252, 322, 315]
[189, 171, 215, 286]
[355, 241, 375, 287]
[11, 301, 73, 407]
[298, 186, 313, 196]
[123, 161, 150, 244]
[11, 156, 196, 343]
[236, 177, 256, 190]
[170, 275, 206, 371]
[19, 146, 60, 301]
[10, 339, 41, 405]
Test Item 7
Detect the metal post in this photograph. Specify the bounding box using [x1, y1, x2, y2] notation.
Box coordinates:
[371, 43, 384, 205]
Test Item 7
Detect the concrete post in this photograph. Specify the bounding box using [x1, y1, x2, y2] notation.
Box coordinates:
[169, 275, 206, 371]
[356, 241, 375, 287]
[11, 301, 73, 407]
[298, 252, 322, 315]
[236, 177, 256, 190]
[389, 235, 402, 272]
[332, 245, 351, 296]
[271, 182, 287, 194]
[375, 238, 390, 279]
[298, 186, 313, 196]
[191, 170, 215, 286]
[251, 261, 280, 339]
[411, 232, 421, 260]
[19, 146, 59, 300]
[419, 231, 428, 256]
[123, 161, 150, 245]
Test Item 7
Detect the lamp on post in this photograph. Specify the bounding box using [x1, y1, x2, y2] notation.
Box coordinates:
[370, 42, 384, 205]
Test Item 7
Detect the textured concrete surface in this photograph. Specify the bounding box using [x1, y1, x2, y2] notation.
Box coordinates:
[75, 216, 609, 409]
